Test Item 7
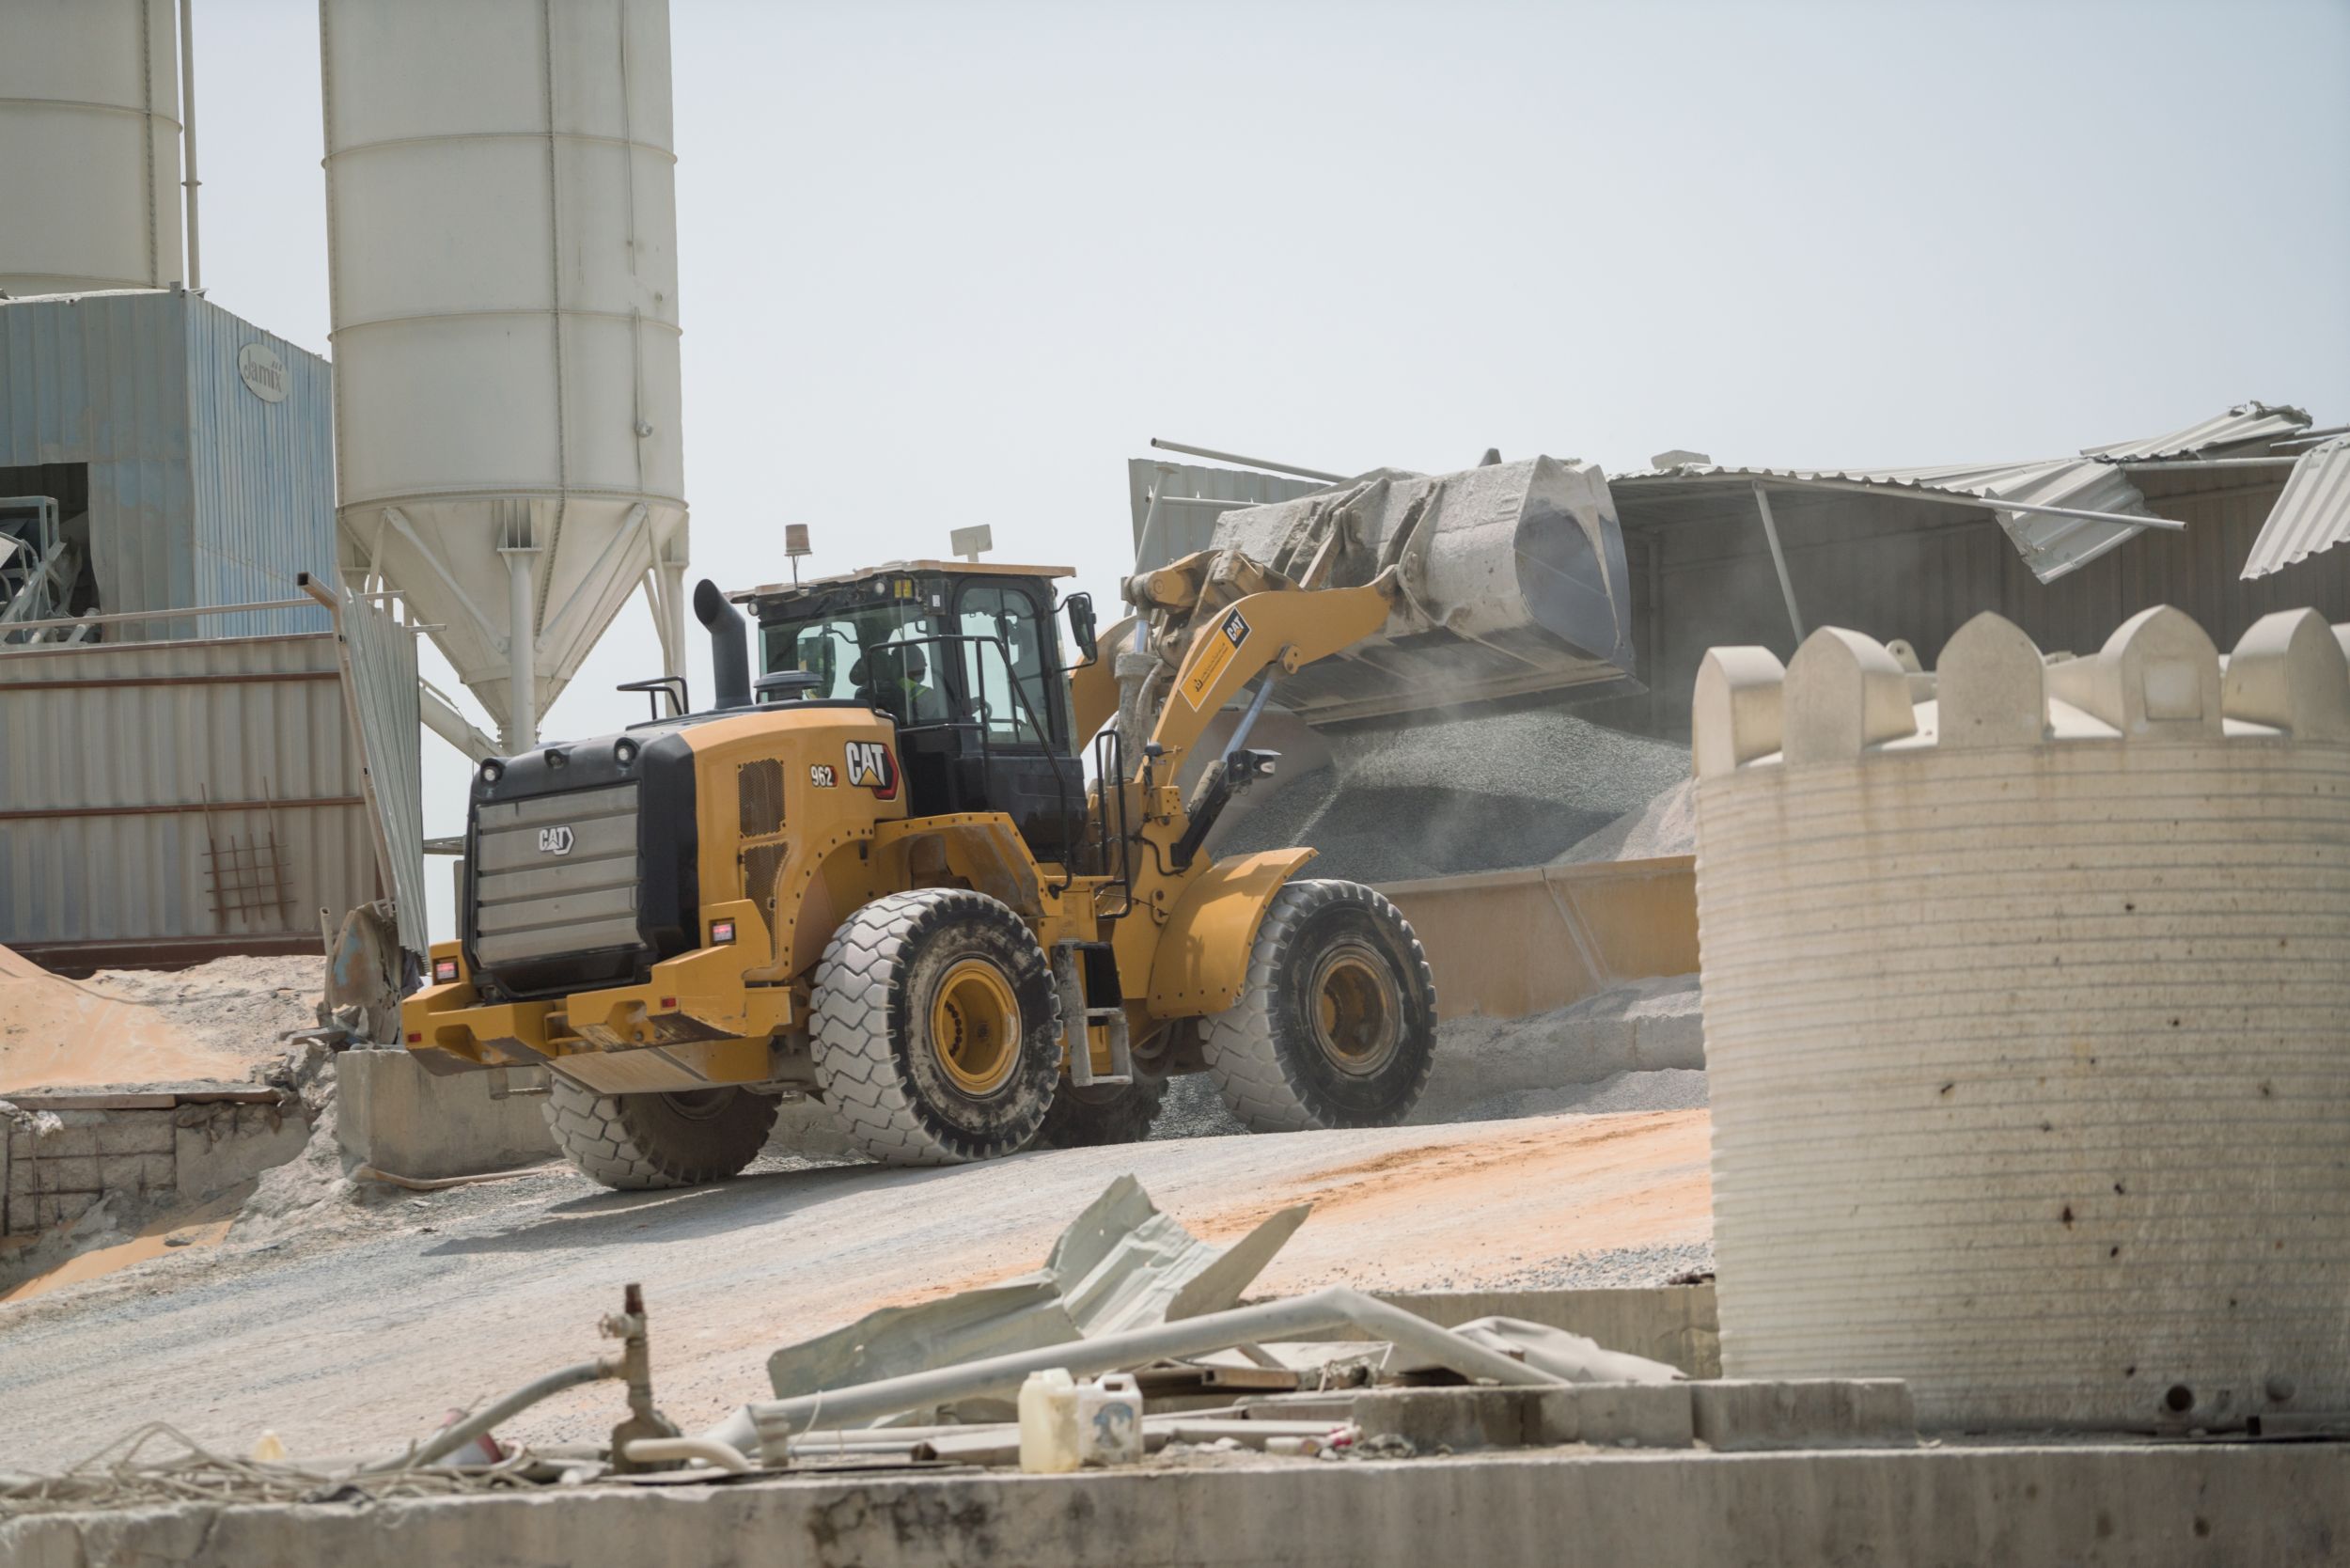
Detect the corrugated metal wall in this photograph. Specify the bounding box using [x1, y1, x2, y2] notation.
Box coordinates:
[0, 631, 376, 959]
[0, 290, 193, 621]
[1620, 476, 2350, 737]
[0, 290, 334, 638]
[183, 298, 337, 636]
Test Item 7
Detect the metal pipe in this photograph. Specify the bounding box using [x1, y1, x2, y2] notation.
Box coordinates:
[2113, 456, 2303, 473]
[362, 1357, 618, 1473]
[1750, 483, 1805, 644]
[177, 0, 201, 290]
[1150, 438, 1344, 484]
[501, 547, 539, 749]
[623, 1436, 752, 1473]
[1722, 474, 2186, 532]
[727, 1287, 1562, 1460]
[0, 598, 315, 635]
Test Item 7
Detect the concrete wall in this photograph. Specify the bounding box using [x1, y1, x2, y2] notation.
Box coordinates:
[333, 1050, 556, 1181]
[7, 1441, 2342, 1568]
[1, 1091, 309, 1235]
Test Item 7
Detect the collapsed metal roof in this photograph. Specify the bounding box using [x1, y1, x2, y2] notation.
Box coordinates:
[2243, 437, 2350, 580]
[1615, 401, 2337, 585]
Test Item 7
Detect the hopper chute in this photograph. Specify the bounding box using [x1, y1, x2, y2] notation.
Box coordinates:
[1191, 455, 1637, 727]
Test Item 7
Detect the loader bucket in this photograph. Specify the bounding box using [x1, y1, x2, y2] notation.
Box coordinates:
[1208, 456, 1637, 727]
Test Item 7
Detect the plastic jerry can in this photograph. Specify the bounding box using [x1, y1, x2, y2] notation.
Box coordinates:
[1018, 1368, 1080, 1474]
[1076, 1372, 1145, 1466]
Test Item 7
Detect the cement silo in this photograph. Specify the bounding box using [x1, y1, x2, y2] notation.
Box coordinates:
[0, 0, 186, 296]
[321, 0, 687, 751]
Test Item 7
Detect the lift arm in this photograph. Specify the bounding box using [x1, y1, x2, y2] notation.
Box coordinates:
[1144, 574, 1397, 783]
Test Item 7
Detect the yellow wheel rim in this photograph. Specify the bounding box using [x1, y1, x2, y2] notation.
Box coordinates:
[1311, 946, 1402, 1077]
[930, 959, 1021, 1095]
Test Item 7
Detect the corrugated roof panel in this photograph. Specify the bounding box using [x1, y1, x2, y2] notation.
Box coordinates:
[1611, 457, 2159, 585]
[2241, 437, 2350, 580]
[1614, 404, 2326, 587]
[328, 586, 428, 951]
[2083, 400, 2311, 460]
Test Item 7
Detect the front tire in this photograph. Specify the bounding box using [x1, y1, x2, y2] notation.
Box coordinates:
[542, 1078, 780, 1191]
[810, 888, 1061, 1165]
[1201, 879, 1438, 1134]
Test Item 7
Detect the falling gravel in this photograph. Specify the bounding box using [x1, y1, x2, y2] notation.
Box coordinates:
[1553, 776, 1698, 865]
[1215, 708, 1691, 883]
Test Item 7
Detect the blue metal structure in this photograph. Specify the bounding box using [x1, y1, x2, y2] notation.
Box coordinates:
[0, 287, 336, 636]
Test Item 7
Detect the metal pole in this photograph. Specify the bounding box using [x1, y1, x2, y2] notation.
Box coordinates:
[1149, 438, 1345, 484]
[1718, 473, 2186, 532]
[1751, 482, 1805, 644]
[177, 0, 201, 290]
[501, 546, 539, 750]
[2113, 456, 2303, 474]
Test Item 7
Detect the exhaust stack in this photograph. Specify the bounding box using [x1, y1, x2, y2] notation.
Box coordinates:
[694, 578, 752, 711]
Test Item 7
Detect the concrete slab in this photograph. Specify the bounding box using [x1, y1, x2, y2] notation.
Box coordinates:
[1352, 1384, 1697, 1451]
[1366, 1286, 1719, 1377]
[1690, 1379, 1916, 1450]
[3, 1441, 2339, 1567]
[333, 1049, 557, 1181]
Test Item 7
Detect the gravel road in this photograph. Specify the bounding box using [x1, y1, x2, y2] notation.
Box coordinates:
[0, 1108, 1710, 1469]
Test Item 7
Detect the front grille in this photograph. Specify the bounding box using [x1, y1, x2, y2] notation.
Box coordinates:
[473, 782, 641, 967]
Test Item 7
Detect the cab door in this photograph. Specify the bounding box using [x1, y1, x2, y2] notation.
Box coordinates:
[949, 580, 1086, 866]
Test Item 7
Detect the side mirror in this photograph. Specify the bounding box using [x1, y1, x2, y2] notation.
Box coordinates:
[1065, 592, 1099, 666]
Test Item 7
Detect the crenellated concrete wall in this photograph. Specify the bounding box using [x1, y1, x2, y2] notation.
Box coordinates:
[1693, 605, 2350, 1431]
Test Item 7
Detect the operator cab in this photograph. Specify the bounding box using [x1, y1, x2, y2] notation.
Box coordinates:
[737, 562, 1098, 866]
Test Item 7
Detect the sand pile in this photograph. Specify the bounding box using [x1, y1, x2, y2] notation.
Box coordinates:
[0, 950, 321, 1093]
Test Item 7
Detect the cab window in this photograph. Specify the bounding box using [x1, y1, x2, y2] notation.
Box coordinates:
[955, 583, 1060, 748]
[760, 604, 951, 726]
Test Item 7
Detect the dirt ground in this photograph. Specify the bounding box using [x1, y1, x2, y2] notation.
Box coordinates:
[0, 1109, 1710, 1468]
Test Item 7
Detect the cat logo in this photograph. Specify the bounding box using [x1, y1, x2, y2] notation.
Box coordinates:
[536, 825, 574, 856]
[844, 740, 898, 799]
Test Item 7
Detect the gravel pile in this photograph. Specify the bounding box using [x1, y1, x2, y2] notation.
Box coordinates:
[1215, 709, 1691, 883]
[1553, 776, 1698, 865]
[82, 956, 322, 1065]
[1470, 1240, 1716, 1292]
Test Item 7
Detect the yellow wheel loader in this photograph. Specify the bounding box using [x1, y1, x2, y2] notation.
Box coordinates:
[400, 457, 1635, 1186]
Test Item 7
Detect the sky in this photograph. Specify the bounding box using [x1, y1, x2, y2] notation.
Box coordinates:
[180, 0, 2350, 937]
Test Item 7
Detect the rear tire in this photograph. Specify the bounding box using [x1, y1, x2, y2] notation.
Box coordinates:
[810, 888, 1061, 1165]
[1201, 879, 1438, 1134]
[542, 1078, 780, 1190]
[1028, 1074, 1167, 1149]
